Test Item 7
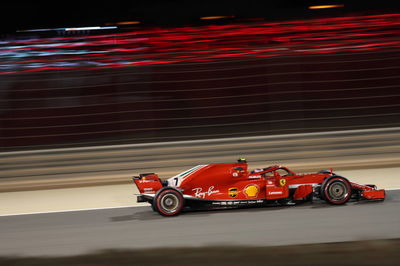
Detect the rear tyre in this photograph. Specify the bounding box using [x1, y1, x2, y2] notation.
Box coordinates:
[321, 176, 352, 205]
[154, 187, 185, 216]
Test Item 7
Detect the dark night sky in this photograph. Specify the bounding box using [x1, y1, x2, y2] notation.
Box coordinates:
[1, 0, 400, 33]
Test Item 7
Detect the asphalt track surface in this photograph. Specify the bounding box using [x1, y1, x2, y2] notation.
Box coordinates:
[1, 190, 399, 257]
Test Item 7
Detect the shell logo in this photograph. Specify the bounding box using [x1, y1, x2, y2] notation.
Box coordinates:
[244, 184, 259, 198]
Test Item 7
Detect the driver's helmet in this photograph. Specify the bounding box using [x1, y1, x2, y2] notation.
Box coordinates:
[237, 158, 247, 163]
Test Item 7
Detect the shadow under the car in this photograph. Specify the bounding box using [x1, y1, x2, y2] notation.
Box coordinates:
[110, 209, 161, 222]
[109, 198, 388, 221]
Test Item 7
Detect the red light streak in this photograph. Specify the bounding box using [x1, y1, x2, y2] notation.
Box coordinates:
[1, 13, 400, 74]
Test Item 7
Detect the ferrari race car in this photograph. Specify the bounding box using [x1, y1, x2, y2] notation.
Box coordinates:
[133, 159, 385, 216]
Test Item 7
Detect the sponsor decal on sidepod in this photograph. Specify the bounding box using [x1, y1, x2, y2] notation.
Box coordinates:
[192, 186, 220, 199]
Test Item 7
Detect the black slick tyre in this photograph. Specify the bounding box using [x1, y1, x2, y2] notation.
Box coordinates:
[321, 176, 352, 205]
[150, 200, 158, 212]
[154, 187, 185, 216]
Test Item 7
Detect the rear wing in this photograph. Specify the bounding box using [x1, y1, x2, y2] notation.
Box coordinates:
[133, 173, 163, 194]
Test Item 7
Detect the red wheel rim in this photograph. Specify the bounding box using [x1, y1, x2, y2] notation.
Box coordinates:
[156, 189, 184, 216]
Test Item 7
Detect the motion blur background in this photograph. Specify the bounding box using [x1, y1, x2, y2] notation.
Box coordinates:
[2, 0, 400, 190]
[1, 0, 400, 151]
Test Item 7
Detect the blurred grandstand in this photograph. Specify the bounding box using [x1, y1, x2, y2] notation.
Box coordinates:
[1, 11, 400, 151]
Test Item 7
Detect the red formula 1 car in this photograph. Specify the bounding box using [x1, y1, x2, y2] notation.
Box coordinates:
[133, 159, 385, 216]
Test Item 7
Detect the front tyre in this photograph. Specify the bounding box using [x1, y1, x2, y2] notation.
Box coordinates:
[153, 187, 185, 216]
[321, 176, 352, 205]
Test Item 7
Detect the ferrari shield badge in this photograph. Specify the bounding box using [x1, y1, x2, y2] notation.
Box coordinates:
[228, 187, 238, 198]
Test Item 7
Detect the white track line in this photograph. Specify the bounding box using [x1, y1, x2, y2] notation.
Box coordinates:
[0, 204, 148, 217]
